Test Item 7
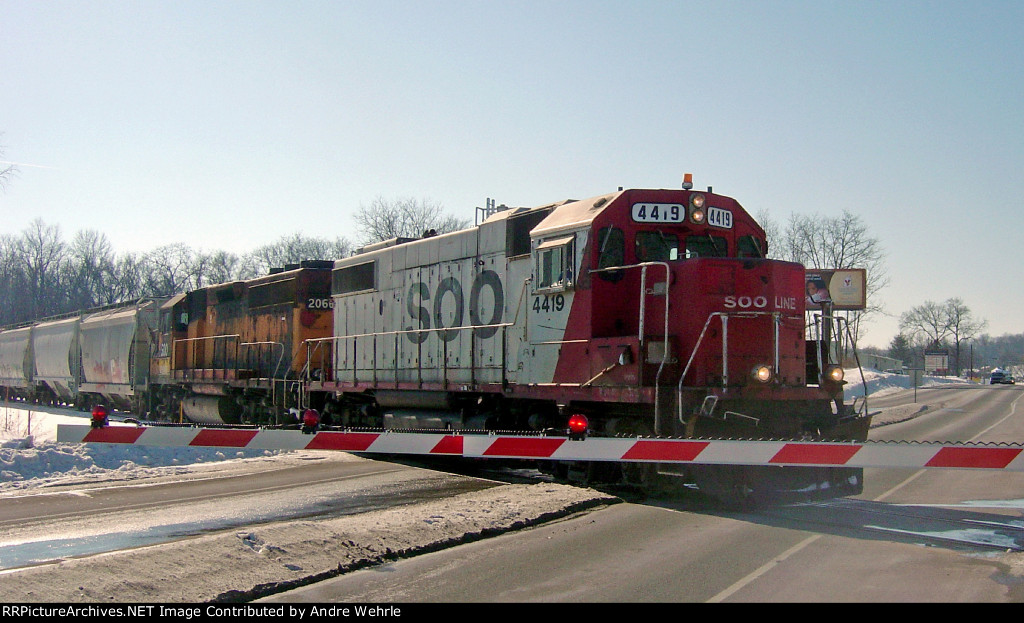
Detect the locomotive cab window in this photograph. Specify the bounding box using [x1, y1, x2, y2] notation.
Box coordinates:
[685, 235, 728, 258]
[534, 235, 574, 292]
[595, 226, 625, 282]
[635, 231, 679, 262]
[738, 235, 765, 258]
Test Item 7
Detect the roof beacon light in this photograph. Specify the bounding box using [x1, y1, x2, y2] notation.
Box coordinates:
[682, 173, 693, 190]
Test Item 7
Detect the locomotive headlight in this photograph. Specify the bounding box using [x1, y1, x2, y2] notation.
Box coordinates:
[752, 364, 774, 383]
[825, 365, 845, 384]
[689, 193, 707, 224]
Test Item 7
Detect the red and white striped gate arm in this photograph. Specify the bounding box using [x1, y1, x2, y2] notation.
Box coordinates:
[56, 424, 1024, 472]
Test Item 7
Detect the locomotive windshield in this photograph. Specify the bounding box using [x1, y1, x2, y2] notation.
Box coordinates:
[738, 235, 765, 258]
[634, 231, 730, 261]
[635, 231, 678, 262]
[685, 235, 727, 258]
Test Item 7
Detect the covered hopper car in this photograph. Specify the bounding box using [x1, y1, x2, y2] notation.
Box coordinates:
[0, 299, 160, 413]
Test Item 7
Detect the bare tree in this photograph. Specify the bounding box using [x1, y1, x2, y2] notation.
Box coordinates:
[0, 136, 17, 192]
[108, 252, 145, 303]
[19, 219, 67, 319]
[354, 197, 470, 246]
[194, 250, 241, 287]
[65, 229, 117, 308]
[0, 233, 29, 325]
[899, 300, 951, 347]
[141, 243, 198, 296]
[771, 210, 888, 343]
[945, 297, 987, 375]
[239, 233, 351, 278]
[900, 298, 988, 375]
[754, 208, 780, 257]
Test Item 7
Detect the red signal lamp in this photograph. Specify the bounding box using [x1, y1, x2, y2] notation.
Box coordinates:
[301, 408, 321, 434]
[567, 413, 589, 439]
[91, 405, 109, 429]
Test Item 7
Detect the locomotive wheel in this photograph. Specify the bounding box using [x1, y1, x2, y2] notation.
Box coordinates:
[693, 464, 864, 509]
[561, 461, 620, 486]
[621, 462, 659, 489]
[691, 465, 775, 510]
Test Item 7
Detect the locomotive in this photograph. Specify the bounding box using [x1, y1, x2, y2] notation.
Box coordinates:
[149, 261, 334, 424]
[299, 180, 871, 503]
[0, 179, 871, 505]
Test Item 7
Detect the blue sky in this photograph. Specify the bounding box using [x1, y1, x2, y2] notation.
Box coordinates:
[1, 0, 1022, 350]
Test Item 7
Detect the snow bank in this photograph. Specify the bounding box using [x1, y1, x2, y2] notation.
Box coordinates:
[0, 404, 617, 604]
[0, 406, 282, 493]
[843, 367, 968, 399]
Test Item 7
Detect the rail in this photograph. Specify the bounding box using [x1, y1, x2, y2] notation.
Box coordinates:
[295, 279, 535, 410]
[171, 334, 240, 381]
[298, 263, 673, 414]
[807, 311, 869, 418]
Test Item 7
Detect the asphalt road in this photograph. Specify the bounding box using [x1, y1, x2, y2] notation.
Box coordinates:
[265, 384, 1024, 603]
[0, 452, 497, 572]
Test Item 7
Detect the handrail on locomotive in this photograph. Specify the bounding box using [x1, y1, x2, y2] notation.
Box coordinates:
[166, 332, 290, 423]
[171, 334, 286, 383]
[808, 309, 870, 420]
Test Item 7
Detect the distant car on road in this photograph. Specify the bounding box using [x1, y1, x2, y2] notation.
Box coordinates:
[990, 370, 1015, 385]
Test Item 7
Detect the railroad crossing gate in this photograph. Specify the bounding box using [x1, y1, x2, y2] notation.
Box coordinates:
[57, 424, 1024, 473]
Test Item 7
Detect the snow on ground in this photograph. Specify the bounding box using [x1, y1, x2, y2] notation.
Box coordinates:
[0, 370, 968, 602]
[0, 405, 617, 603]
[843, 367, 967, 399]
[0, 406, 290, 493]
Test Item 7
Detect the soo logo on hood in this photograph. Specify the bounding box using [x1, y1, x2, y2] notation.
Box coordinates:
[723, 295, 798, 311]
